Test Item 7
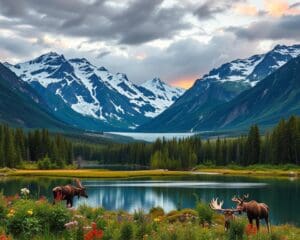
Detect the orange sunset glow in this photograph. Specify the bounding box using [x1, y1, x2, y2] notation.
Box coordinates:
[171, 76, 197, 89]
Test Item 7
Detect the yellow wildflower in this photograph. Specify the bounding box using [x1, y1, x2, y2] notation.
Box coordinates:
[7, 213, 14, 218]
[154, 217, 161, 222]
[27, 209, 33, 216]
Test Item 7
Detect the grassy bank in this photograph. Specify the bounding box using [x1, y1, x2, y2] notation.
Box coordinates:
[0, 192, 299, 240]
[4, 169, 191, 178]
[195, 164, 300, 178]
[1, 165, 299, 179]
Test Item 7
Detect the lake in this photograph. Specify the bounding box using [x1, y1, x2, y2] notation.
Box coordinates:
[106, 132, 197, 142]
[0, 175, 299, 226]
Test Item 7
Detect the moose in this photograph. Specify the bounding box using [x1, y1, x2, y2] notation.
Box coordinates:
[210, 198, 239, 231]
[232, 194, 270, 233]
[52, 179, 88, 208]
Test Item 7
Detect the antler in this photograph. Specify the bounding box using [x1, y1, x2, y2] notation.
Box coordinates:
[242, 194, 249, 200]
[74, 179, 85, 189]
[210, 198, 224, 211]
[231, 195, 241, 203]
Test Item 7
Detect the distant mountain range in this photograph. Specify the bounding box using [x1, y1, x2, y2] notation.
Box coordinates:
[139, 44, 300, 132]
[5, 52, 184, 131]
[1, 44, 300, 133]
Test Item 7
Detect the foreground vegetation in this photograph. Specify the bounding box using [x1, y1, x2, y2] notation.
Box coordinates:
[0, 190, 299, 240]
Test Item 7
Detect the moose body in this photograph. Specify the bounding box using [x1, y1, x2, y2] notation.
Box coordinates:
[53, 179, 88, 207]
[232, 194, 270, 233]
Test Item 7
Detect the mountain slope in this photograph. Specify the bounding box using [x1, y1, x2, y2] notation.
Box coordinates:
[195, 56, 300, 130]
[139, 44, 300, 132]
[6, 53, 184, 130]
[0, 63, 74, 130]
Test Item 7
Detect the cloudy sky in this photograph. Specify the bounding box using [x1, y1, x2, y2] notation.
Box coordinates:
[0, 0, 300, 88]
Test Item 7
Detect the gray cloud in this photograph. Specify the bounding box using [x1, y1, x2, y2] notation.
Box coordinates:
[0, 0, 191, 45]
[194, 0, 244, 20]
[96, 51, 111, 59]
[229, 15, 300, 41]
[290, 2, 300, 8]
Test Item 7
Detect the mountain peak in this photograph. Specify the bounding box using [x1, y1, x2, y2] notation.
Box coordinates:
[98, 66, 108, 71]
[30, 51, 65, 65]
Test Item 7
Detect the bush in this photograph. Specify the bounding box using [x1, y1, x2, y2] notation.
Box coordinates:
[133, 209, 147, 225]
[48, 203, 72, 232]
[228, 218, 247, 240]
[37, 156, 51, 170]
[150, 206, 165, 218]
[78, 204, 105, 220]
[120, 222, 134, 240]
[6, 200, 42, 238]
[196, 201, 214, 227]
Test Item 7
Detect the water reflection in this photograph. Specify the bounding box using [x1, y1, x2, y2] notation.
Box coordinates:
[0, 175, 299, 226]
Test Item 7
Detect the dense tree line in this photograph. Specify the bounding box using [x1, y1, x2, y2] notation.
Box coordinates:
[0, 116, 299, 170]
[81, 116, 300, 170]
[0, 126, 73, 168]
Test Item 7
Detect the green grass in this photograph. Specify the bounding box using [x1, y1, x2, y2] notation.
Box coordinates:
[6, 169, 192, 178]
[195, 164, 300, 177]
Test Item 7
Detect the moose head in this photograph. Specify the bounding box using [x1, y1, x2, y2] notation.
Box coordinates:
[231, 194, 249, 214]
[74, 179, 88, 199]
[210, 198, 238, 231]
[53, 178, 88, 208]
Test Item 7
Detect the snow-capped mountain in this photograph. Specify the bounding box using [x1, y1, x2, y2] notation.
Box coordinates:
[139, 44, 300, 132]
[6, 52, 184, 130]
[140, 78, 184, 117]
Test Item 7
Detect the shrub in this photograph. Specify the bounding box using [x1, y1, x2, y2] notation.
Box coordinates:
[0, 191, 7, 224]
[78, 204, 104, 220]
[6, 200, 42, 238]
[48, 203, 72, 232]
[120, 222, 134, 240]
[37, 156, 51, 170]
[133, 209, 147, 225]
[149, 206, 164, 218]
[195, 201, 214, 227]
[228, 218, 247, 240]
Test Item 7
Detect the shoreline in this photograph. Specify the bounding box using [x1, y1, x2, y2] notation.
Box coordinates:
[2, 167, 299, 179]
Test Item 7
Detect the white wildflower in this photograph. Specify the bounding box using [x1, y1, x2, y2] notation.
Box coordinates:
[20, 187, 30, 195]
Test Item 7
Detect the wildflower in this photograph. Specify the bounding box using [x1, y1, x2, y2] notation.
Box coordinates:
[20, 188, 30, 196]
[64, 220, 78, 229]
[154, 217, 161, 222]
[27, 209, 33, 216]
[0, 234, 8, 240]
[7, 209, 15, 217]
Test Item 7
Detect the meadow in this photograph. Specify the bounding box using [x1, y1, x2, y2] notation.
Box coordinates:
[0, 189, 299, 240]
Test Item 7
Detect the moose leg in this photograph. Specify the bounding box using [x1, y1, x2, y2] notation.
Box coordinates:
[256, 218, 260, 231]
[265, 217, 270, 233]
[52, 191, 56, 205]
[248, 217, 253, 228]
[69, 198, 73, 208]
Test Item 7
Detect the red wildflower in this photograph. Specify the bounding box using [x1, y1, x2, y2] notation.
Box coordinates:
[0, 234, 8, 240]
[84, 222, 103, 240]
[245, 224, 257, 236]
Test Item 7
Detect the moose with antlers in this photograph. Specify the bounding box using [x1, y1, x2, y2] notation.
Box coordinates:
[232, 194, 270, 233]
[210, 194, 270, 233]
[52, 179, 88, 208]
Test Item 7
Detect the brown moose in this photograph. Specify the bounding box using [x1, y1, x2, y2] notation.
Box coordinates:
[232, 194, 270, 233]
[210, 198, 239, 231]
[52, 179, 88, 207]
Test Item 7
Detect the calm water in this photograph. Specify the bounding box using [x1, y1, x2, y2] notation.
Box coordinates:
[0, 175, 299, 226]
[107, 132, 198, 142]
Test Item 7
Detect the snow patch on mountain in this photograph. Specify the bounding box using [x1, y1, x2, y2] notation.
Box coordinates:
[5, 52, 185, 129]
